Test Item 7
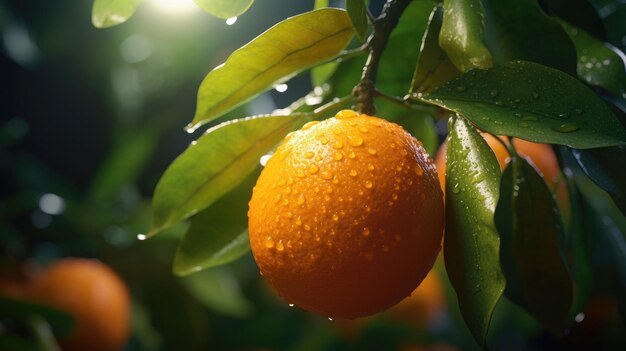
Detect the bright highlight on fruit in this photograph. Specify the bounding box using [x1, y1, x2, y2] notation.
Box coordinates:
[248, 110, 444, 319]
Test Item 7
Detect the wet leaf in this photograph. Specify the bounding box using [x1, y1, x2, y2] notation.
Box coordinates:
[173, 169, 259, 276]
[559, 20, 626, 104]
[571, 146, 626, 217]
[192, 0, 255, 19]
[180, 267, 253, 317]
[150, 114, 306, 237]
[439, 0, 493, 72]
[495, 156, 573, 334]
[444, 116, 505, 346]
[410, 5, 460, 96]
[91, 0, 141, 28]
[424, 60, 626, 149]
[346, 0, 368, 42]
[190, 9, 353, 130]
[482, 0, 577, 75]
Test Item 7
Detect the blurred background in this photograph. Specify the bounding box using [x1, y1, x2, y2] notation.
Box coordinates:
[0, 0, 625, 350]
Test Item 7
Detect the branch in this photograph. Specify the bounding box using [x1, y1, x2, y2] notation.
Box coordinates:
[353, 0, 412, 115]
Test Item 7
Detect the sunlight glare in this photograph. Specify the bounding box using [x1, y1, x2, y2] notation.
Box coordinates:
[151, 0, 198, 14]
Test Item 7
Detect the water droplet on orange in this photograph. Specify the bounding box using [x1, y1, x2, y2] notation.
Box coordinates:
[264, 237, 275, 249]
[321, 137, 329, 145]
[332, 214, 339, 222]
[367, 148, 377, 155]
[331, 140, 344, 149]
[349, 169, 358, 177]
[302, 121, 320, 130]
[336, 109, 358, 119]
[305, 151, 315, 159]
[333, 152, 343, 160]
[363, 228, 370, 236]
[315, 155, 323, 162]
[414, 164, 423, 176]
[276, 241, 285, 251]
[364, 180, 373, 189]
[347, 135, 364, 147]
[308, 164, 319, 174]
[367, 164, 375, 171]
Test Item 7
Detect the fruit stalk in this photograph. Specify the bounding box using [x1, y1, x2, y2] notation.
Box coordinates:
[354, 0, 412, 115]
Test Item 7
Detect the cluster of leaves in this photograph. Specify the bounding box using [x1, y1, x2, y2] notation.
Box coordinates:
[94, 0, 626, 347]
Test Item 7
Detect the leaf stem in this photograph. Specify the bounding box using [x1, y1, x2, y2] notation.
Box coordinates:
[374, 89, 438, 113]
[353, 0, 413, 115]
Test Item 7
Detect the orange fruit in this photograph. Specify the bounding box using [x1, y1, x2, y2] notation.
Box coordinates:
[30, 258, 131, 351]
[248, 110, 444, 319]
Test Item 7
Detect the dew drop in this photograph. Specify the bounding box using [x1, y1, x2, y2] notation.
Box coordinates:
[367, 164, 375, 171]
[308, 165, 319, 174]
[289, 304, 295, 307]
[349, 169, 358, 177]
[336, 109, 358, 119]
[264, 237, 275, 249]
[302, 121, 320, 130]
[414, 164, 423, 176]
[363, 228, 370, 236]
[321, 137, 329, 145]
[367, 148, 377, 155]
[348, 135, 364, 147]
[331, 140, 344, 149]
[296, 170, 306, 178]
[554, 123, 580, 133]
[276, 241, 285, 251]
[364, 180, 373, 189]
[304, 224, 311, 231]
[558, 113, 570, 119]
[332, 214, 339, 222]
[348, 151, 356, 159]
[305, 151, 314, 159]
[295, 217, 302, 226]
[452, 183, 461, 194]
[315, 155, 323, 162]
[359, 126, 369, 133]
[333, 152, 343, 161]
[297, 197, 305, 205]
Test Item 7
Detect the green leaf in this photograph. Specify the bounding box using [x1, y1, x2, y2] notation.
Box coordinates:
[91, 0, 142, 28]
[482, 0, 577, 75]
[173, 168, 259, 276]
[410, 5, 461, 95]
[0, 335, 38, 351]
[559, 20, 626, 103]
[190, 9, 353, 131]
[571, 146, 626, 215]
[495, 156, 573, 334]
[180, 267, 253, 317]
[150, 114, 306, 237]
[439, 0, 493, 72]
[314, 0, 329, 9]
[424, 60, 626, 149]
[444, 116, 505, 346]
[192, 0, 255, 19]
[0, 296, 74, 337]
[377, 0, 436, 96]
[346, 0, 368, 42]
[311, 61, 339, 87]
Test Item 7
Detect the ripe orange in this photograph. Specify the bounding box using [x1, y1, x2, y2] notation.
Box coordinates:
[29, 258, 131, 351]
[248, 110, 444, 319]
